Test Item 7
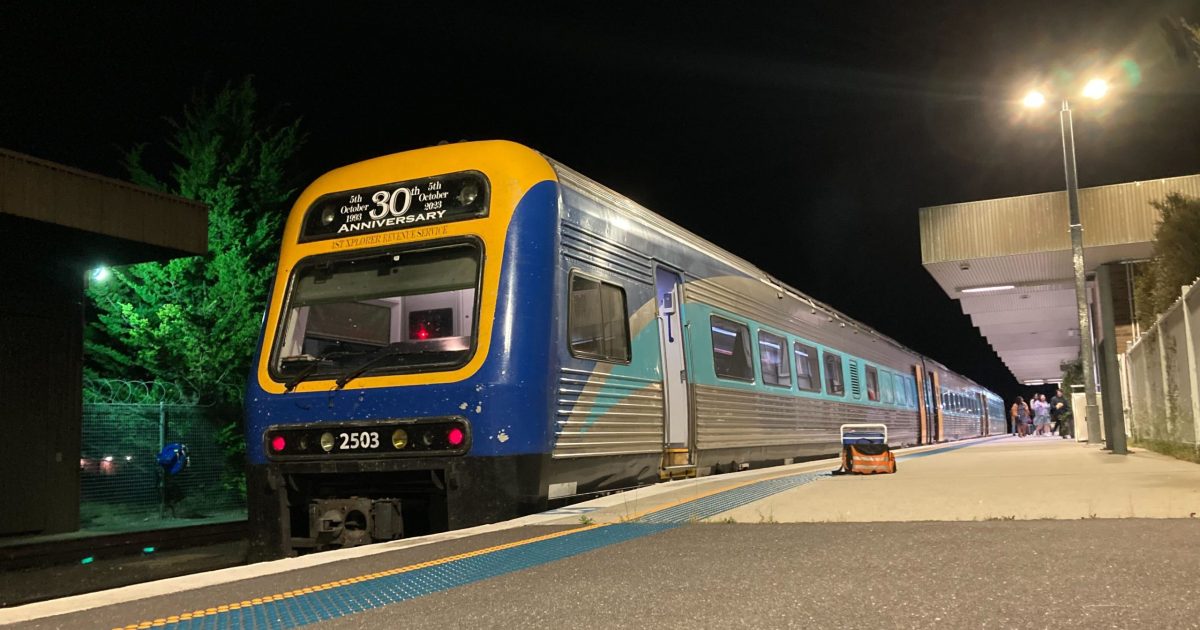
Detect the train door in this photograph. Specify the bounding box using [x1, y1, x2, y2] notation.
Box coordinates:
[655, 267, 693, 475]
[914, 366, 928, 444]
[979, 393, 989, 436]
[927, 371, 942, 442]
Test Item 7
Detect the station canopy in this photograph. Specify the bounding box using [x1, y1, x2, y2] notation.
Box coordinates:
[920, 174, 1200, 384]
[0, 148, 207, 266]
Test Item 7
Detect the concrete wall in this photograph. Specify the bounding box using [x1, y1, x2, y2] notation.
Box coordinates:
[0, 250, 83, 535]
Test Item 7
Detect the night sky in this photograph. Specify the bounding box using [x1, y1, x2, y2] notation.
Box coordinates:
[6, 1, 1200, 401]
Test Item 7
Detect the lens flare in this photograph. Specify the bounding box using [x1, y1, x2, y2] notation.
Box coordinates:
[1082, 79, 1108, 100]
[1022, 90, 1046, 108]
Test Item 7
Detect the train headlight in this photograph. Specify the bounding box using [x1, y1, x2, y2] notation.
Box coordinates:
[320, 207, 337, 225]
[458, 183, 479, 205]
[319, 432, 335, 452]
[391, 428, 408, 450]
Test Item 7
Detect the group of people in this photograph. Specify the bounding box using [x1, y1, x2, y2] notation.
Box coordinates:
[1010, 388, 1074, 439]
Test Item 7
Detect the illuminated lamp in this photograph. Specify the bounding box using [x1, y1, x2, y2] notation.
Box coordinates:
[270, 435, 286, 452]
[960, 285, 1015, 294]
[447, 427, 465, 447]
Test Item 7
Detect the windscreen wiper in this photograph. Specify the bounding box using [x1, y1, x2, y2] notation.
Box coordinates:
[281, 352, 355, 393]
[334, 343, 414, 390]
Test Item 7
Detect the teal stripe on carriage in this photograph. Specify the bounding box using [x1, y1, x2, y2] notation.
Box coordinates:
[577, 320, 662, 433]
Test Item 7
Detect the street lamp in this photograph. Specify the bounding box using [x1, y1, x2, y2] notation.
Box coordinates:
[1022, 80, 1107, 447]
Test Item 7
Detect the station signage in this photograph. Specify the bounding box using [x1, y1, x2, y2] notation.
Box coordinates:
[299, 171, 490, 242]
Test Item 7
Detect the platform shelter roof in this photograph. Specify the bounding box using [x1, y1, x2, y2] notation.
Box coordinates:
[920, 174, 1200, 384]
[0, 148, 207, 266]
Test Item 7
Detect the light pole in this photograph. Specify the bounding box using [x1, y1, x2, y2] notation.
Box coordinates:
[1024, 80, 1107, 446]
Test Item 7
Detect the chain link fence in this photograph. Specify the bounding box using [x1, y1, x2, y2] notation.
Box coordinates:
[80, 379, 245, 530]
[1124, 278, 1200, 446]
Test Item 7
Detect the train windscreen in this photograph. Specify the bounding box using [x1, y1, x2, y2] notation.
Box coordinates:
[271, 241, 481, 382]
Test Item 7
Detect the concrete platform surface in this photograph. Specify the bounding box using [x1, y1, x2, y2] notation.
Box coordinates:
[721, 435, 1200, 523]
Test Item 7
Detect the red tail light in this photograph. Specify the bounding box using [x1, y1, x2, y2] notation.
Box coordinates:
[447, 427, 464, 446]
[270, 435, 286, 452]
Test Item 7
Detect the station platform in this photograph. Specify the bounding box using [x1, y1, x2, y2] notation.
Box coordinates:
[5, 436, 1200, 629]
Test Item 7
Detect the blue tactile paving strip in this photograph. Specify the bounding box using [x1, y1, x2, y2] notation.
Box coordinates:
[116, 439, 985, 629]
[896, 435, 1004, 461]
[635, 472, 827, 524]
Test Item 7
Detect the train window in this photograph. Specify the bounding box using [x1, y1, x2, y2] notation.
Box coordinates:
[793, 342, 820, 392]
[823, 352, 845, 396]
[757, 330, 791, 388]
[865, 366, 880, 401]
[710, 315, 755, 381]
[881, 372, 894, 405]
[568, 272, 631, 363]
[272, 241, 482, 381]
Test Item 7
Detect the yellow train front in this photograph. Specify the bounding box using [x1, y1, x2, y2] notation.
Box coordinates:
[245, 142, 565, 558]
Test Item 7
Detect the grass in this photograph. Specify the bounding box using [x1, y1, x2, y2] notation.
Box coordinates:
[1131, 439, 1200, 465]
[577, 515, 595, 526]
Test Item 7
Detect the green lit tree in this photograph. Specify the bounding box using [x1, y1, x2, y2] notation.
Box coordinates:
[85, 77, 305, 405]
[1134, 193, 1200, 328]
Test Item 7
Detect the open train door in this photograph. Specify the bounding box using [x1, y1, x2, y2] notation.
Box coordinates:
[656, 266, 695, 479]
[914, 366, 929, 445]
[979, 393, 989, 436]
[929, 371, 943, 441]
[914, 365, 942, 444]
[917, 368, 943, 443]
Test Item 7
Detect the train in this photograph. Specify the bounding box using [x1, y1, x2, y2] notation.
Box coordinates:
[244, 140, 1003, 559]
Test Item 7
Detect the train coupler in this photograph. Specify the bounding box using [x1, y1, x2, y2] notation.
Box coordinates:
[305, 497, 404, 549]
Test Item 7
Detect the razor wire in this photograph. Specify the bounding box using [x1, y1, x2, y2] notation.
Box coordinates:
[83, 378, 203, 405]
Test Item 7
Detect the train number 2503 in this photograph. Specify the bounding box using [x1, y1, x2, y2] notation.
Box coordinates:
[339, 431, 380, 450]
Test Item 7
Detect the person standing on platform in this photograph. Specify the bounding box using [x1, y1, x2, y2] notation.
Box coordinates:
[1027, 392, 1038, 436]
[1011, 396, 1029, 437]
[1050, 388, 1073, 439]
[1032, 394, 1052, 436]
